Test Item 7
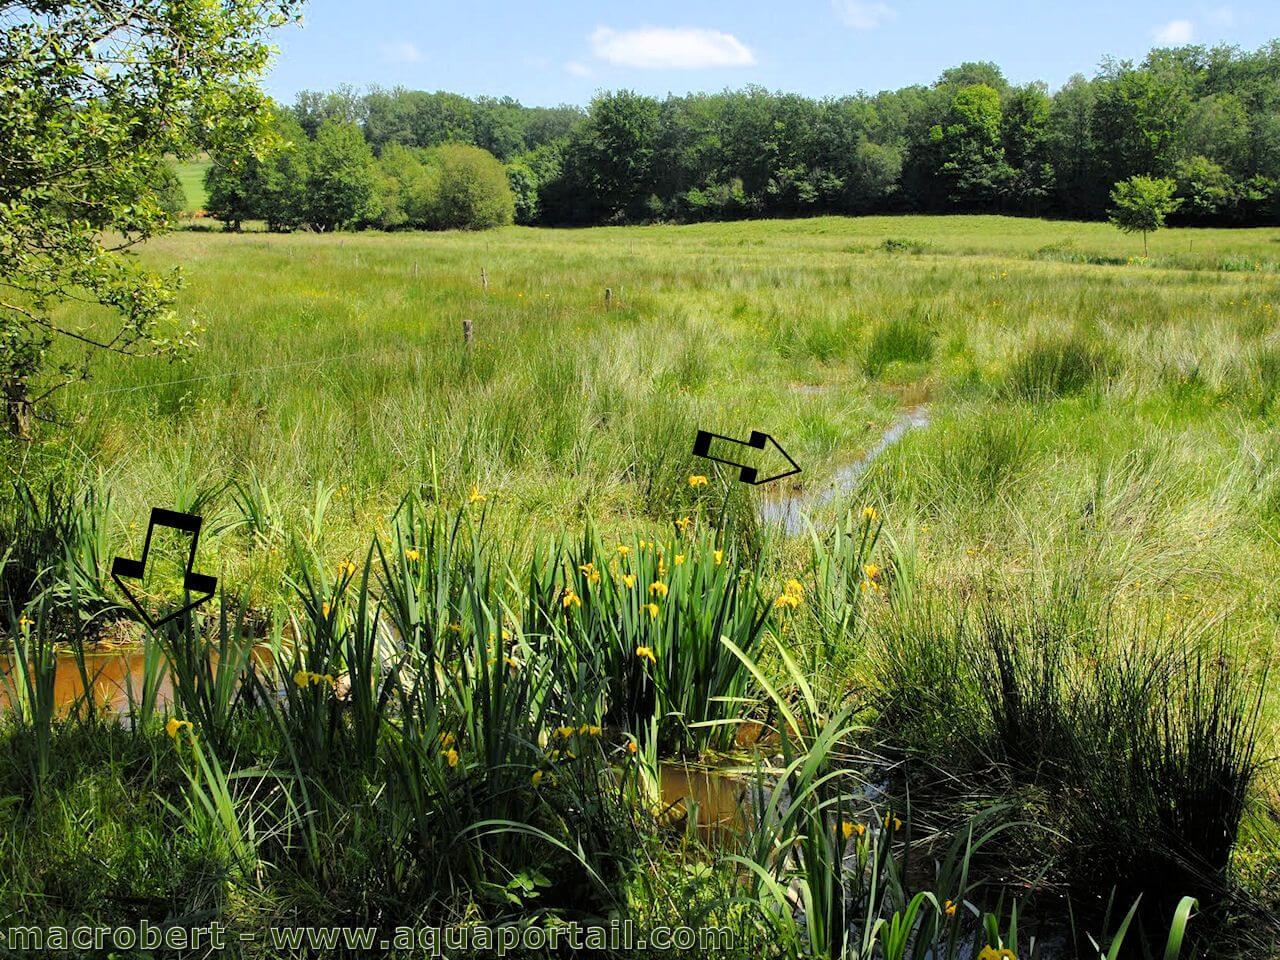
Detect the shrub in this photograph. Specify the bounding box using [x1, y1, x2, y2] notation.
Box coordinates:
[152, 163, 188, 220]
[424, 143, 514, 230]
[505, 158, 539, 225]
[371, 144, 436, 230]
[1031, 242, 1128, 266]
[680, 178, 754, 222]
[881, 237, 930, 254]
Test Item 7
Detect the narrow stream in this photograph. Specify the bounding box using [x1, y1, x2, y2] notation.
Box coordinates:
[759, 406, 930, 534]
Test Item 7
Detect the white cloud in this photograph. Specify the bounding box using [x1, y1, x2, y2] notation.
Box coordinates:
[832, 1, 897, 30]
[1153, 19, 1195, 44]
[565, 60, 593, 78]
[379, 41, 422, 64]
[589, 26, 756, 69]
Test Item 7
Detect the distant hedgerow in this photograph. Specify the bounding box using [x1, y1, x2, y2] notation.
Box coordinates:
[880, 237, 931, 254]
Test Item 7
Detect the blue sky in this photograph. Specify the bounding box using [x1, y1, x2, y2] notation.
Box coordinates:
[264, 1, 1280, 106]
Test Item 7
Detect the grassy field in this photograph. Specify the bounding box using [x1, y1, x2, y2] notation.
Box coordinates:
[4, 214, 1280, 956]
[171, 156, 211, 212]
[49, 215, 1280, 609]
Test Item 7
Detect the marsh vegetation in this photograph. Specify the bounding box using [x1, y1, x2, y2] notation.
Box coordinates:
[2, 215, 1279, 957]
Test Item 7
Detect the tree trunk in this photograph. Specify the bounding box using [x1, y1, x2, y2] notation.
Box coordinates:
[3, 377, 32, 440]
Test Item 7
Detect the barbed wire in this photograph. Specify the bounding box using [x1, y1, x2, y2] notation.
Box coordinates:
[73, 346, 393, 399]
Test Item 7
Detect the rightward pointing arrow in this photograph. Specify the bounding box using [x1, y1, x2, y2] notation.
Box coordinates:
[692, 429, 802, 486]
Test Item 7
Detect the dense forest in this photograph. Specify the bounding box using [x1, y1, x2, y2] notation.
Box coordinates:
[205, 42, 1280, 230]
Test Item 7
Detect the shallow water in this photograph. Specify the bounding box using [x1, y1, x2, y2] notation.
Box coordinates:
[0, 650, 165, 715]
[0, 645, 274, 716]
[759, 406, 930, 534]
[658, 763, 751, 841]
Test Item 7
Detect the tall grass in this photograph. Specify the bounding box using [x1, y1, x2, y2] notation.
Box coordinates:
[0, 474, 113, 617]
[1005, 333, 1113, 401]
[872, 588, 1267, 922]
[865, 313, 935, 375]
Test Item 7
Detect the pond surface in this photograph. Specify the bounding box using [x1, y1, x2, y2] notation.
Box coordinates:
[0, 649, 165, 715]
[0, 645, 274, 716]
[657, 763, 752, 842]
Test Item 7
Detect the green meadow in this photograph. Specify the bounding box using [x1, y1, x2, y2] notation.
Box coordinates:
[56, 215, 1280, 597]
[172, 156, 212, 213]
[4, 215, 1280, 957]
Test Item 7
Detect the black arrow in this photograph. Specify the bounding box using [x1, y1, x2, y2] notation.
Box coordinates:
[111, 508, 217, 629]
[693, 429, 802, 486]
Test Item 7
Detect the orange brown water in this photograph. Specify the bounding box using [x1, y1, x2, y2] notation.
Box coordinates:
[0, 650, 167, 715]
[658, 763, 751, 841]
[0, 646, 274, 716]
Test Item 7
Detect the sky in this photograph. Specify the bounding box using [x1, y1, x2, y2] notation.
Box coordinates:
[264, 1, 1280, 106]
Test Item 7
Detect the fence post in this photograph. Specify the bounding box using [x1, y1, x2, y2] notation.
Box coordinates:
[481, 267, 488, 292]
[463, 318, 474, 346]
[604, 287, 612, 309]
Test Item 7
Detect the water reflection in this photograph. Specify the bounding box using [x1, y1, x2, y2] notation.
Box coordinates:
[0, 645, 273, 716]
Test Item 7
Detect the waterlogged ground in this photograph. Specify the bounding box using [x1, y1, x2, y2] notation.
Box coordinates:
[6, 214, 1280, 956]
[45, 214, 1280, 684]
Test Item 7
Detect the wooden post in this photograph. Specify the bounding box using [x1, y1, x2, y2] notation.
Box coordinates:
[604, 287, 612, 309]
[481, 267, 488, 291]
[413, 261, 419, 277]
[463, 318, 474, 346]
[3, 377, 31, 440]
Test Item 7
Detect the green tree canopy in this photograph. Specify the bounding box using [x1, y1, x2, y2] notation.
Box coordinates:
[559, 91, 661, 223]
[258, 112, 312, 232]
[929, 84, 1012, 208]
[205, 157, 261, 232]
[1092, 64, 1191, 188]
[198, 43, 1280, 230]
[1110, 175, 1181, 255]
[206, 108, 310, 232]
[426, 144, 515, 230]
[303, 120, 379, 231]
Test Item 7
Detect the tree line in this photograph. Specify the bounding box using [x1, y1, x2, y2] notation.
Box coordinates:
[206, 42, 1280, 231]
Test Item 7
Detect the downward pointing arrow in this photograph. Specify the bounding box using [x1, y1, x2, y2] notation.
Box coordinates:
[693, 429, 802, 486]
